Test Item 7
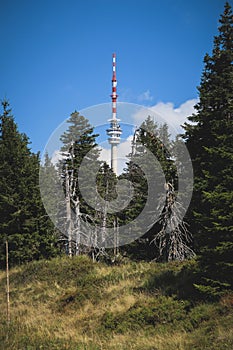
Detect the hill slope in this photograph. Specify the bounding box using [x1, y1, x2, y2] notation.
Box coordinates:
[0, 256, 233, 350]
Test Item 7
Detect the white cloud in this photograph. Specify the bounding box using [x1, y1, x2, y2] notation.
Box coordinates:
[138, 89, 154, 102]
[51, 150, 64, 165]
[133, 98, 198, 136]
[118, 87, 134, 102]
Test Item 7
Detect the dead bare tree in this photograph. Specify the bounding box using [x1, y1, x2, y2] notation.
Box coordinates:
[65, 164, 73, 257]
[113, 217, 119, 259]
[151, 182, 195, 261]
[61, 141, 83, 257]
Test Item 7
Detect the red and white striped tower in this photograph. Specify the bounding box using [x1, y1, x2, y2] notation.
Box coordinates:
[112, 53, 117, 119]
[107, 53, 122, 174]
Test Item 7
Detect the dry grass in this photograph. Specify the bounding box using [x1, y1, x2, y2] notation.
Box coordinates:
[103, 331, 190, 350]
[0, 256, 233, 349]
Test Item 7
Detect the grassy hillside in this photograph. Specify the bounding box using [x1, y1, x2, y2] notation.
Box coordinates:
[0, 256, 233, 350]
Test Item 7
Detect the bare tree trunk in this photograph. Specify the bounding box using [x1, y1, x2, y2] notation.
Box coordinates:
[74, 199, 80, 256]
[65, 164, 72, 258]
[114, 217, 119, 258]
[101, 177, 109, 250]
[102, 206, 107, 249]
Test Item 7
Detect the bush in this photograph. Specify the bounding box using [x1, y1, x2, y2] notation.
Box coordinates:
[10, 255, 95, 286]
[142, 259, 200, 301]
[100, 296, 189, 334]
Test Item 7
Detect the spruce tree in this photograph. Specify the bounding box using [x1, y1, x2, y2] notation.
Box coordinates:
[122, 117, 180, 261]
[0, 101, 59, 267]
[183, 2, 233, 298]
[58, 110, 100, 255]
[39, 152, 62, 253]
[95, 162, 119, 260]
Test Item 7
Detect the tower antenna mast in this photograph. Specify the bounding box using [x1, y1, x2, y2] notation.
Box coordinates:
[107, 53, 122, 174]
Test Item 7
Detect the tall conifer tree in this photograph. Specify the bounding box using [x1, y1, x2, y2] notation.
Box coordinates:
[122, 117, 181, 261]
[0, 101, 58, 266]
[58, 111, 100, 255]
[183, 2, 233, 297]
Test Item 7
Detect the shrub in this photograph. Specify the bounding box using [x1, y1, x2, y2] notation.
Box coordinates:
[100, 296, 189, 334]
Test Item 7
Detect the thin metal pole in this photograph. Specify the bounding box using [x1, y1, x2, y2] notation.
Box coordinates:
[6, 240, 10, 323]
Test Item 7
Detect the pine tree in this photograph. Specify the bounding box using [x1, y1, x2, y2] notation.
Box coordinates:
[94, 162, 119, 261]
[122, 116, 186, 261]
[39, 152, 63, 253]
[0, 101, 59, 267]
[183, 2, 233, 298]
[58, 110, 100, 256]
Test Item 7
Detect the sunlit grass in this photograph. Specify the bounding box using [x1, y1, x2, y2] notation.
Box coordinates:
[0, 256, 233, 349]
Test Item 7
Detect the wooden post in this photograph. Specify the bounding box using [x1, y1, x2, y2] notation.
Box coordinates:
[6, 240, 10, 323]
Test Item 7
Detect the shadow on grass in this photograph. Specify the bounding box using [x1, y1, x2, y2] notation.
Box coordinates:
[140, 260, 201, 302]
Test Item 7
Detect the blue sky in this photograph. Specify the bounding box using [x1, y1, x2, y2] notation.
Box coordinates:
[0, 0, 230, 155]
